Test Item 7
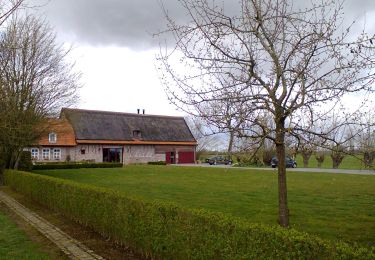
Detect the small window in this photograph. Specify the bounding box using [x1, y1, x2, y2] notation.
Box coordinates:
[49, 133, 57, 143]
[53, 148, 61, 160]
[80, 148, 85, 155]
[133, 130, 141, 139]
[31, 148, 39, 160]
[42, 148, 50, 160]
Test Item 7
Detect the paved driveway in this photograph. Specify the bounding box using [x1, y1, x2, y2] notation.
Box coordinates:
[172, 163, 375, 175]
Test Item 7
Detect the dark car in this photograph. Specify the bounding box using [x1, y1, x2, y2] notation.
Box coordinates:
[208, 156, 232, 165]
[271, 156, 297, 168]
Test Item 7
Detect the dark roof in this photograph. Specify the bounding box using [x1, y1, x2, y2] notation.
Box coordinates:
[60, 108, 196, 142]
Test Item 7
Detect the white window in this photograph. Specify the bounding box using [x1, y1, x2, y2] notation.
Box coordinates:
[31, 148, 39, 160]
[53, 148, 61, 160]
[42, 148, 50, 160]
[49, 133, 57, 143]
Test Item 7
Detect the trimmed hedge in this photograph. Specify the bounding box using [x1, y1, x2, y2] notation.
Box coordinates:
[32, 162, 123, 170]
[147, 161, 167, 165]
[4, 170, 374, 259]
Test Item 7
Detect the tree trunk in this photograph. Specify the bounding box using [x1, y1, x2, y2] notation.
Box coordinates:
[227, 131, 234, 160]
[275, 121, 289, 228]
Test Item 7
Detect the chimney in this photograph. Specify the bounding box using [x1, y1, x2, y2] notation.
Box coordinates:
[137, 109, 140, 114]
[142, 109, 145, 115]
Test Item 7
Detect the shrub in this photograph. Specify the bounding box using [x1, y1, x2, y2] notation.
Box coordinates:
[147, 161, 166, 165]
[0, 156, 5, 185]
[262, 149, 274, 166]
[4, 170, 374, 259]
[17, 151, 33, 171]
[32, 162, 123, 170]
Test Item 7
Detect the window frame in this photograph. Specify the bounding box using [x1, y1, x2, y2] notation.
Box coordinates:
[53, 148, 61, 160]
[48, 132, 57, 143]
[42, 148, 50, 160]
[31, 148, 39, 160]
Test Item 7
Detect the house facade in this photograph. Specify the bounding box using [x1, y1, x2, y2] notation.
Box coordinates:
[28, 108, 197, 164]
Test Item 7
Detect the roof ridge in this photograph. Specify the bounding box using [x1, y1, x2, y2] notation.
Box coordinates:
[61, 107, 185, 119]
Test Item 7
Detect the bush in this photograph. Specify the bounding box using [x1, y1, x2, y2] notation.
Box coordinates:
[17, 151, 33, 171]
[262, 149, 274, 166]
[4, 170, 374, 259]
[0, 156, 5, 185]
[147, 161, 166, 165]
[32, 162, 123, 170]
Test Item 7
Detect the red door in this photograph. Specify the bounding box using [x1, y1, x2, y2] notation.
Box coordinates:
[166, 152, 175, 164]
[178, 151, 195, 164]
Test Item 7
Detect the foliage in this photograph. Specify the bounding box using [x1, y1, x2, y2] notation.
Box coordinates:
[5, 170, 374, 259]
[147, 161, 167, 165]
[32, 162, 123, 170]
[262, 149, 274, 166]
[235, 152, 263, 167]
[17, 151, 33, 171]
[0, 154, 4, 185]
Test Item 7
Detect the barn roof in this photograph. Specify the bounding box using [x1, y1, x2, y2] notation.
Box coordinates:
[60, 108, 196, 143]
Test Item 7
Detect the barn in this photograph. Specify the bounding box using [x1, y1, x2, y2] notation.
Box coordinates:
[29, 108, 197, 164]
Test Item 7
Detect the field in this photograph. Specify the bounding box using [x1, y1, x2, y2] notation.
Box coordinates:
[294, 154, 367, 169]
[0, 208, 50, 259]
[36, 165, 375, 247]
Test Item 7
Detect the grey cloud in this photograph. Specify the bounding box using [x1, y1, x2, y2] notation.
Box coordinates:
[33, 0, 188, 49]
[32, 0, 375, 50]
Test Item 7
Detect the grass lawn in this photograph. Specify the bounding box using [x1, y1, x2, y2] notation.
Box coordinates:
[0, 208, 50, 259]
[35, 165, 375, 247]
[294, 154, 368, 169]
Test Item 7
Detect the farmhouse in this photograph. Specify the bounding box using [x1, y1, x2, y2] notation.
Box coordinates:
[28, 108, 197, 164]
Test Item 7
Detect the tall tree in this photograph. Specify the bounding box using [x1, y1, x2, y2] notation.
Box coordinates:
[158, 0, 375, 227]
[0, 15, 80, 174]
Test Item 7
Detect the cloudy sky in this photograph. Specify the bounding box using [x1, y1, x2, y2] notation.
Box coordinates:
[30, 0, 375, 116]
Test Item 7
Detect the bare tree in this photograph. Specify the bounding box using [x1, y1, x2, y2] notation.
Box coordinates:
[356, 113, 375, 168]
[158, 0, 375, 227]
[0, 15, 80, 173]
[185, 116, 223, 160]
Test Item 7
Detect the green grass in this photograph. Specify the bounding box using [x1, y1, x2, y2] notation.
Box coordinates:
[293, 154, 366, 169]
[0, 209, 50, 259]
[35, 165, 375, 247]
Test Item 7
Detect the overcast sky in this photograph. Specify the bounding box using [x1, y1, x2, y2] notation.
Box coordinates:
[29, 0, 375, 116]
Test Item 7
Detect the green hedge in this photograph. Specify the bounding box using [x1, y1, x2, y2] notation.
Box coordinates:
[32, 162, 123, 170]
[147, 161, 167, 165]
[4, 170, 374, 259]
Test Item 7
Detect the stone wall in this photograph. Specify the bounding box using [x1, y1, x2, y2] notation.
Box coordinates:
[123, 145, 165, 164]
[29, 144, 193, 164]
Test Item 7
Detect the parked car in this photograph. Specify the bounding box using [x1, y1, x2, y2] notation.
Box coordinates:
[208, 156, 232, 165]
[271, 156, 297, 168]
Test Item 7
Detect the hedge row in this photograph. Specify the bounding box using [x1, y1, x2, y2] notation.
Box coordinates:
[32, 162, 123, 170]
[147, 161, 167, 165]
[4, 170, 374, 259]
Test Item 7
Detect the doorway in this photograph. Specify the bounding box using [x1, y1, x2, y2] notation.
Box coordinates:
[103, 148, 122, 163]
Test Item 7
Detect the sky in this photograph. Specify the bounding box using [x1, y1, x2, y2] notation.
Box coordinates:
[29, 0, 375, 117]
